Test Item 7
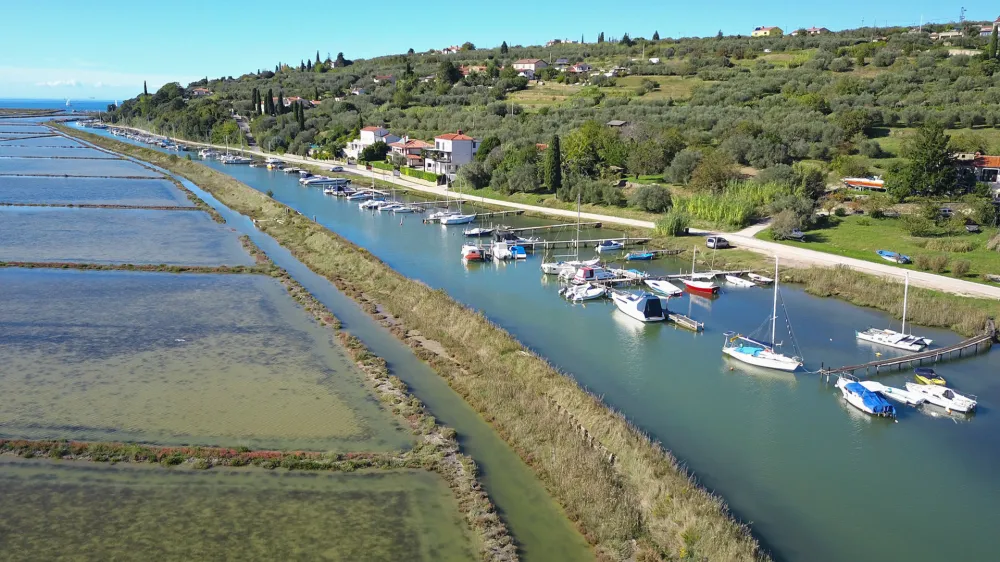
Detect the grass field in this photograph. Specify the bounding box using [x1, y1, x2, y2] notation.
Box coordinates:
[612, 75, 709, 100]
[508, 82, 581, 107]
[758, 214, 1000, 283]
[872, 127, 1000, 158]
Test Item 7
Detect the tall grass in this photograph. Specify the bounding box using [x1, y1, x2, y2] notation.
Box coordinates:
[67, 127, 769, 562]
[675, 181, 792, 229]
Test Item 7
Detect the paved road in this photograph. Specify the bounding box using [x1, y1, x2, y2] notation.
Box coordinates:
[119, 127, 1000, 300]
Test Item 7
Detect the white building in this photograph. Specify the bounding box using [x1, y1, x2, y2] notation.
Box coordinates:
[512, 59, 548, 72]
[424, 131, 480, 178]
[345, 126, 401, 159]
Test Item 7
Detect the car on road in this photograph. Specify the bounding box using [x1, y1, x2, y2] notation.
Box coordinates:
[706, 236, 730, 249]
[330, 166, 344, 172]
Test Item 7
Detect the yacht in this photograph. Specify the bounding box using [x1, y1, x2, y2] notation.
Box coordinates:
[904, 383, 977, 413]
[611, 291, 666, 322]
[856, 273, 932, 351]
[561, 283, 607, 302]
[836, 376, 897, 418]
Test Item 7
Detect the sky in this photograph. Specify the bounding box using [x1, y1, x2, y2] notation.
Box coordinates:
[1, 0, 996, 100]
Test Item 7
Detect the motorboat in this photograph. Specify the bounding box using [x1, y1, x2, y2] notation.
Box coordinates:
[560, 283, 607, 302]
[611, 291, 666, 322]
[283, 167, 303, 174]
[625, 251, 655, 261]
[722, 256, 803, 372]
[904, 383, 977, 413]
[376, 201, 404, 211]
[198, 148, 218, 159]
[223, 155, 252, 164]
[440, 214, 476, 225]
[595, 240, 624, 253]
[391, 205, 418, 213]
[359, 199, 386, 210]
[913, 367, 946, 385]
[877, 250, 911, 264]
[856, 273, 932, 351]
[461, 244, 485, 262]
[682, 278, 719, 295]
[857, 381, 926, 406]
[541, 257, 600, 275]
[347, 191, 375, 201]
[836, 376, 897, 418]
[511, 245, 527, 259]
[568, 266, 616, 285]
[725, 275, 756, 288]
[644, 279, 683, 296]
[264, 157, 282, 165]
[492, 241, 514, 260]
[748, 273, 773, 285]
[464, 227, 495, 237]
[610, 268, 648, 280]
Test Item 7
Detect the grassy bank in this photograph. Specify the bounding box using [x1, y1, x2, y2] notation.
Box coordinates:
[63, 126, 768, 561]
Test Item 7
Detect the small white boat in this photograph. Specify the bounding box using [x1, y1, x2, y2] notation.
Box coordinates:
[644, 279, 683, 297]
[464, 227, 495, 237]
[836, 376, 897, 418]
[427, 211, 453, 221]
[857, 381, 926, 406]
[611, 291, 666, 322]
[569, 266, 616, 285]
[541, 257, 600, 275]
[377, 201, 404, 211]
[359, 199, 386, 210]
[264, 157, 282, 165]
[461, 244, 485, 262]
[856, 273, 931, 351]
[198, 149, 218, 158]
[748, 273, 773, 285]
[904, 383, 977, 413]
[595, 240, 624, 253]
[392, 205, 418, 213]
[561, 283, 607, 302]
[725, 275, 756, 288]
[440, 213, 476, 225]
[347, 191, 375, 201]
[283, 167, 303, 174]
[492, 241, 514, 261]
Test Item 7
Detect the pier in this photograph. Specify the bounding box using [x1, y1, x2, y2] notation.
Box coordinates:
[820, 320, 996, 377]
[506, 222, 602, 234]
[668, 312, 704, 332]
[524, 237, 650, 250]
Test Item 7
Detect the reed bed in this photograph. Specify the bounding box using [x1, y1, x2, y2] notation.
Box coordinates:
[674, 181, 791, 229]
[63, 127, 769, 562]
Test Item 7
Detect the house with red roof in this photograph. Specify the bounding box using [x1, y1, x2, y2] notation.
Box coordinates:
[190, 87, 212, 97]
[424, 130, 480, 177]
[751, 26, 782, 37]
[512, 58, 548, 72]
[389, 137, 433, 168]
[345, 126, 401, 159]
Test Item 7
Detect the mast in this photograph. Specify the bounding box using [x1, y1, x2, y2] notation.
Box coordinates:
[772, 256, 779, 346]
[902, 272, 909, 335]
[692, 247, 696, 276]
[576, 191, 581, 260]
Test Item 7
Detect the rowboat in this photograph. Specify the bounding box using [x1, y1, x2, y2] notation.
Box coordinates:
[748, 273, 773, 285]
[682, 278, 719, 295]
[625, 251, 655, 261]
[725, 275, 756, 288]
[876, 250, 911, 264]
[644, 279, 683, 296]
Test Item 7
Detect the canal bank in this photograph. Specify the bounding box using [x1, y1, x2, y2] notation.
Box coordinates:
[65, 126, 767, 561]
[65, 125, 1000, 562]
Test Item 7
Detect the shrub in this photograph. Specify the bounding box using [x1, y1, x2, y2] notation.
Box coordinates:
[371, 160, 393, 171]
[665, 148, 702, 184]
[929, 255, 950, 273]
[953, 260, 971, 277]
[829, 57, 854, 72]
[900, 215, 940, 237]
[914, 254, 931, 271]
[924, 239, 974, 252]
[861, 194, 892, 218]
[629, 185, 672, 212]
[265, 189, 274, 198]
[855, 217, 871, 226]
[655, 209, 690, 236]
[873, 49, 899, 67]
[834, 207, 848, 217]
[771, 209, 804, 240]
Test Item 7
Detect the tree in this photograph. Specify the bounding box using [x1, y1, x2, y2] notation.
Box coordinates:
[143, 81, 148, 96]
[771, 209, 804, 240]
[990, 26, 999, 60]
[296, 103, 305, 129]
[544, 135, 562, 191]
[314, 86, 320, 101]
[629, 185, 672, 212]
[896, 121, 957, 197]
[277, 90, 286, 114]
[265, 88, 274, 115]
[666, 149, 702, 184]
[403, 61, 415, 79]
[360, 140, 390, 162]
[620, 33, 633, 47]
[407, 47, 415, 55]
[438, 61, 462, 85]
[476, 136, 501, 162]
[689, 150, 739, 192]
[597, 32, 605, 43]
[315, 50, 321, 64]
[500, 41, 508, 54]
[461, 41, 476, 51]
[652, 30, 660, 41]
[334, 52, 350, 67]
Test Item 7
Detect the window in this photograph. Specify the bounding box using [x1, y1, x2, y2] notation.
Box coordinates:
[982, 169, 998, 183]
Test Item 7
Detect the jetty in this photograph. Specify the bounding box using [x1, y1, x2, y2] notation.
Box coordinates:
[662, 269, 753, 280]
[525, 237, 650, 250]
[820, 319, 996, 377]
[505, 222, 603, 234]
[668, 312, 704, 332]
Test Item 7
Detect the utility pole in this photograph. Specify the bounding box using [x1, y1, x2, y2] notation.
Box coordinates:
[960, 6, 966, 25]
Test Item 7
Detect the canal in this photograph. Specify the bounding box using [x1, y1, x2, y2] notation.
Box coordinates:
[92, 129, 1000, 562]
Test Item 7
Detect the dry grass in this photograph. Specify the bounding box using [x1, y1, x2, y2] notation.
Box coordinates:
[66, 127, 769, 561]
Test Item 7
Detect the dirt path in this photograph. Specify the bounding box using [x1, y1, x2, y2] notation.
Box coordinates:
[116, 127, 1000, 300]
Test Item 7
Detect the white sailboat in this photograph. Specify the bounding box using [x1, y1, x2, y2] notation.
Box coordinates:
[542, 193, 590, 274]
[722, 257, 803, 372]
[856, 272, 932, 351]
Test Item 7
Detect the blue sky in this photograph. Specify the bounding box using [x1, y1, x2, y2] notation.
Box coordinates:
[1, 0, 995, 99]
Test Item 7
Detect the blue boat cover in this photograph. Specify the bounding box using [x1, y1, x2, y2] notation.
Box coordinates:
[734, 346, 764, 357]
[845, 382, 896, 415]
[627, 252, 654, 260]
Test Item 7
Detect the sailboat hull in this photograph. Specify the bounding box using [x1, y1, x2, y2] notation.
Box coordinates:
[722, 346, 801, 371]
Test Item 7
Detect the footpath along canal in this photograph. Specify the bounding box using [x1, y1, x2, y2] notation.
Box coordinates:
[86, 128, 1000, 562]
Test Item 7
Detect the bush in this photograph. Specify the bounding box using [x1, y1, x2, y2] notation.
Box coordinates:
[857, 139, 882, 158]
[900, 215, 940, 237]
[829, 57, 854, 72]
[401, 167, 441, 183]
[371, 160, 393, 171]
[629, 185, 673, 212]
[914, 254, 930, 271]
[861, 194, 892, 218]
[929, 255, 949, 273]
[834, 207, 848, 217]
[665, 149, 702, 184]
[873, 49, 899, 67]
[655, 209, 690, 236]
[771, 209, 804, 239]
[987, 232, 1000, 251]
[953, 259, 971, 277]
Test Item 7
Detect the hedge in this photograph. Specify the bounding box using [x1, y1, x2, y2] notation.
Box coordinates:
[370, 161, 393, 171]
[401, 167, 440, 183]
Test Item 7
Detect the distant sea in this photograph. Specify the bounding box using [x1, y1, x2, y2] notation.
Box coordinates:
[0, 98, 115, 112]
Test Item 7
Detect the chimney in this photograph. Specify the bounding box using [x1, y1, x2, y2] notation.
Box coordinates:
[456, 129, 463, 135]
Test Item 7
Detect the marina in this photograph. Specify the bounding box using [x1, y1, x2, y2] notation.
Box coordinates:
[83, 124, 1000, 562]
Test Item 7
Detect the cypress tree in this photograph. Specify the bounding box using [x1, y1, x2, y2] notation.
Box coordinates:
[143, 81, 148, 96]
[990, 26, 998, 60]
[544, 134, 562, 191]
[500, 41, 508, 54]
[652, 30, 660, 41]
[278, 90, 285, 114]
[597, 32, 604, 43]
[316, 50, 321, 64]
[297, 103, 305, 129]
[266, 88, 274, 115]
[314, 86, 320, 101]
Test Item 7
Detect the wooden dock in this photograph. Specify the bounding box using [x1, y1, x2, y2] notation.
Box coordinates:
[525, 237, 650, 250]
[668, 312, 704, 332]
[506, 222, 602, 234]
[661, 269, 753, 280]
[820, 320, 996, 377]
[475, 210, 525, 218]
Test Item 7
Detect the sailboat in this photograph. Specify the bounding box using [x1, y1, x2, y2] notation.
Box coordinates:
[856, 272, 932, 351]
[722, 256, 803, 372]
[681, 248, 719, 295]
[541, 193, 598, 274]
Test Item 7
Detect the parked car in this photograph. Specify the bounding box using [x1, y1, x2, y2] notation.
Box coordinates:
[330, 165, 344, 172]
[939, 207, 954, 218]
[966, 219, 981, 233]
[706, 236, 730, 249]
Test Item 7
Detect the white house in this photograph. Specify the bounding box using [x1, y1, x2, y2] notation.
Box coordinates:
[568, 63, 592, 73]
[424, 130, 480, 178]
[389, 137, 432, 168]
[517, 69, 536, 79]
[648, 57, 661, 64]
[512, 59, 548, 72]
[345, 126, 401, 159]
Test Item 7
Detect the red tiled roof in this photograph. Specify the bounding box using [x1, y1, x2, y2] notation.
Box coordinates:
[436, 132, 474, 141]
[514, 58, 543, 64]
[405, 154, 423, 160]
[973, 155, 1000, 168]
[361, 126, 384, 132]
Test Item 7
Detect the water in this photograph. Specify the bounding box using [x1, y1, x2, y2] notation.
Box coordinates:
[0, 156, 161, 177]
[0, 458, 475, 561]
[0, 268, 411, 452]
[0, 145, 118, 158]
[150, 146, 1000, 562]
[0, 98, 114, 112]
[0, 176, 195, 206]
[0, 206, 254, 266]
[0, 135, 85, 147]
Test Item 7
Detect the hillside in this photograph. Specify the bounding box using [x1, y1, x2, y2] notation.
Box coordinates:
[106, 21, 1000, 231]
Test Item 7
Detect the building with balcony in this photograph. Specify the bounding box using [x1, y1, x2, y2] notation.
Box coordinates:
[345, 126, 400, 159]
[424, 131, 479, 178]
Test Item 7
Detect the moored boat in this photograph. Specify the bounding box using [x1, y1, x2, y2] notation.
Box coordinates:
[725, 275, 756, 288]
[611, 291, 666, 322]
[748, 273, 773, 285]
[876, 249, 911, 264]
[836, 376, 897, 418]
[625, 251, 655, 261]
[644, 279, 683, 297]
[464, 227, 495, 237]
[440, 213, 476, 225]
[904, 383, 977, 413]
[913, 367, 946, 385]
[856, 273, 931, 351]
[569, 266, 616, 285]
[595, 240, 624, 253]
[461, 244, 485, 262]
[560, 283, 607, 302]
[857, 381, 926, 406]
[682, 278, 719, 295]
